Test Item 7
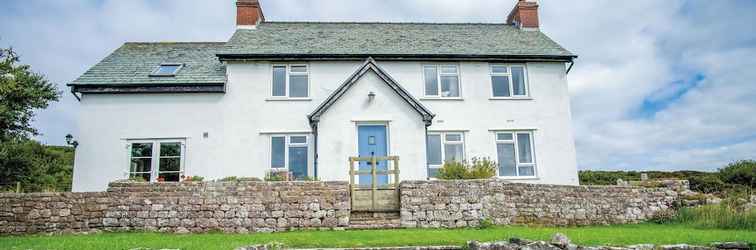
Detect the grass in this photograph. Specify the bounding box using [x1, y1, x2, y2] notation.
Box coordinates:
[673, 205, 756, 230]
[1, 224, 754, 250]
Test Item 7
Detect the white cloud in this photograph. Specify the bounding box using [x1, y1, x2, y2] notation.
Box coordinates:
[1, 0, 754, 171]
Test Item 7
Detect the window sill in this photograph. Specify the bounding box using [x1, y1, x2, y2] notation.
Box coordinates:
[489, 97, 533, 100]
[497, 176, 539, 180]
[265, 97, 312, 101]
[420, 97, 464, 101]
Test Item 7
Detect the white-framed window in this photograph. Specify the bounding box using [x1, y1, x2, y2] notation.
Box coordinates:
[272, 64, 309, 98]
[128, 139, 185, 182]
[494, 131, 536, 177]
[423, 65, 460, 98]
[270, 134, 309, 179]
[490, 64, 528, 97]
[426, 132, 466, 170]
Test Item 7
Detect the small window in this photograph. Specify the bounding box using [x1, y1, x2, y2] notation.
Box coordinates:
[151, 63, 183, 76]
[426, 132, 465, 173]
[490, 64, 528, 97]
[270, 135, 310, 180]
[272, 64, 309, 98]
[495, 131, 535, 177]
[424, 65, 460, 98]
[128, 139, 185, 182]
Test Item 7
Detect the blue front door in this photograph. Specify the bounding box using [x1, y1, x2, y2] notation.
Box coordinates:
[357, 125, 388, 186]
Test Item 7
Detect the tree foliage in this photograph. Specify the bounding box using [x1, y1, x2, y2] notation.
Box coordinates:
[0, 139, 73, 192]
[719, 160, 755, 188]
[0, 47, 59, 141]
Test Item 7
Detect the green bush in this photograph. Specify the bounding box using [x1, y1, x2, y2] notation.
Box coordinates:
[437, 157, 496, 180]
[218, 176, 238, 182]
[719, 160, 755, 188]
[478, 218, 495, 229]
[127, 176, 147, 182]
[183, 176, 204, 182]
[689, 175, 726, 193]
[437, 161, 467, 180]
[264, 172, 285, 182]
[0, 139, 73, 192]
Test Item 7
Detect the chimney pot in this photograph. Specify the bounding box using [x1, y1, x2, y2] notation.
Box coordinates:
[237, 0, 264, 28]
[507, 0, 539, 31]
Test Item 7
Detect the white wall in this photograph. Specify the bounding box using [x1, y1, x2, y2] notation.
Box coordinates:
[72, 60, 578, 191]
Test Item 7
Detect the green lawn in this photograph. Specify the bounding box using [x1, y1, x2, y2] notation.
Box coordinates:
[1, 224, 754, 250]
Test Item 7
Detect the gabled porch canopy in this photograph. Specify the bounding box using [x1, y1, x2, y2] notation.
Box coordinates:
[307, 58, 435, 126]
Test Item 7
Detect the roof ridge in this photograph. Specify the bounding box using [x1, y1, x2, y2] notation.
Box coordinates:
[261, 21, 511, 25]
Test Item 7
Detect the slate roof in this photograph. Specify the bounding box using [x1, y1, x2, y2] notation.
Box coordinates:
[70, 42, 226, 86]
[220, 22, 575, 59]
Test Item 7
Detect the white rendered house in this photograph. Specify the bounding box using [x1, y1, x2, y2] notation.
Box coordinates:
[69, 0, 579, 192]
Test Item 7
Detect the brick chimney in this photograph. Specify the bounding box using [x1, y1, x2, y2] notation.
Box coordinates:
[237, 0, 264, 29]
[507, 0, 539, 31]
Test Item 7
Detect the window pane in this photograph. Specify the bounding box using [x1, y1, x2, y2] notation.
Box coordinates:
[512, 66, 526, 96]
[290, 65, 307, 73]
[426, 135, 442, 165]
[130, 158, 152, 173]
[289, 146, 308, 179]
[440, 65, 458, 74]
[445, 134, 462, 142]
[491, 65, 508, 74]
[130, 172, 151, 182]
[158, 172, 180, 182]
[272, 66, 286, 96]
[424, 66, 438, 96]
[159, 158, 181, 172]
[290, 136, 307, 144]
[517, 133, 533, 163]
[271, 137, 285, 168]
[518, 166, 535, 176]
[289, 74, 308, 97]
[440, 75, 459, 97]
[497, 133, 513, 141]
[428, 168, 440, 178]
[131, 143, 153, 157]
[160, 142, 181, 157]
[155, 65, 179, 75]
[491, 75, 511, 97]
[497, 143, 516, 176]
[444, 144, 464, 162]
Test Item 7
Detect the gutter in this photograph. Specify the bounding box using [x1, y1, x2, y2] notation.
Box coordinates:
[216, 53, 577, 62]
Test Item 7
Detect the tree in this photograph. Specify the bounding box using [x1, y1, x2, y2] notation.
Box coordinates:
[719, 160, 756, 189]
[0, 47, 60, 141]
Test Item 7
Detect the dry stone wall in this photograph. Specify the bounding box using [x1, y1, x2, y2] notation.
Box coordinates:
[0, 181, 349, 235]
[399, 180, 679, 228]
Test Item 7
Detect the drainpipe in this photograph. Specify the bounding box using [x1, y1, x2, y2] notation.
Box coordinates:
[311, 123, 319, 178]
[566, 59, 576, 75]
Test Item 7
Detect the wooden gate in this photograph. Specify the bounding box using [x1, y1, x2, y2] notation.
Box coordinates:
[348, 156, 400, 211]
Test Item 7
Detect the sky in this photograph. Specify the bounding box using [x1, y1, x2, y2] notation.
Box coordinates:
[1, 0, 755, 172]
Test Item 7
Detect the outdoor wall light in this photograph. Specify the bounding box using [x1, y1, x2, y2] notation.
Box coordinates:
[368, 91, 376, 102]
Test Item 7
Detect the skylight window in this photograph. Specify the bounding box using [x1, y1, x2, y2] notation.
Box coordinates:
[150, 63, 183, 77]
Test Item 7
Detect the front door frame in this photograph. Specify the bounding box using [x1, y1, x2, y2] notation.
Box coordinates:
[354, 121, 391, 186]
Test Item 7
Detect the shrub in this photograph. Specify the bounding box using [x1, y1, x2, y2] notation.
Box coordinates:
[649, 209, 676, 224]
[238, 177, 262, 182]
[302, 176, 320, 181]
[264, 172, 285, 182]
[437, 161, 467, 180]
[719, 160, 755, 188]
[689, 175, 725, 194]
[127, 176, 147, 182]
[478, 218, 495, 229]
[467, 157, 497, 179]
[218, 176, 238, 182]
[183, 176, 204, 182]
[437, 157, 496, 180]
